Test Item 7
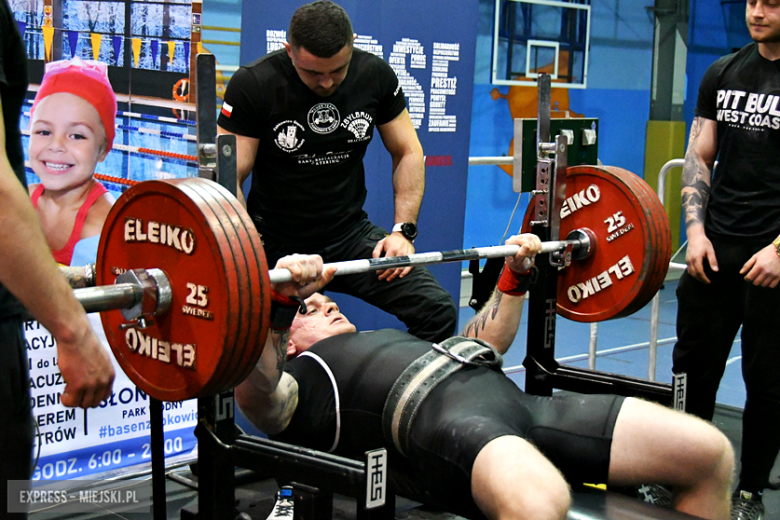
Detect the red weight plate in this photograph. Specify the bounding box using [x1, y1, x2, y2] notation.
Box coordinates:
[174, 181, 249, 395]
[522, 165, 669, 322]
[190, 180, 270, 392]
[603, 166, 671, 307]
[96, 178, 241, 401]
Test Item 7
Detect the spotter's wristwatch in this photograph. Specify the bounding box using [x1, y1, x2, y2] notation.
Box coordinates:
[773, 237, 780, 258]
[392, 222, 418, 243]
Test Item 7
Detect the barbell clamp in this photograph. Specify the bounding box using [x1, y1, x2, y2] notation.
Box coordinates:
[116, 268, 172, 322]
[119, 317, 153, 331]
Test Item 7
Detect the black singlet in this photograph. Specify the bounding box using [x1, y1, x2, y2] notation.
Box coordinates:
[696, 43, 780, 240]
[271, 329, 625, 519]
[217, 48, 407, 248]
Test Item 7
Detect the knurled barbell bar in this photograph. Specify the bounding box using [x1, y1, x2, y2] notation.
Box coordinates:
[60, 165, 669, 402]
[65, 230, 593, 319]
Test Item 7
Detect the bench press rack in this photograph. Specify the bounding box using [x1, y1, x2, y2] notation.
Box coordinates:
[157, 59, 689, 520]
[469, 74, 681, 408]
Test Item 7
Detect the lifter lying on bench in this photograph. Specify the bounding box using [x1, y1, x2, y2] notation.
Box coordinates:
[235, 233, 734, 520]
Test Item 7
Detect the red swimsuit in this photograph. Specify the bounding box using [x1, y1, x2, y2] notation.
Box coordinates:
[31, 182, 108, 265]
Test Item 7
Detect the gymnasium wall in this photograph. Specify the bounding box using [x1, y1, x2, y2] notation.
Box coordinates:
[464, 0, 754, 254]
[463, 0, 655, 252]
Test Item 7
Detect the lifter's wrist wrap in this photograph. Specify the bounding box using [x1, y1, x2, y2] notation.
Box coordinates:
[497, 266, 531, 296]
[270, 291, 301, 331]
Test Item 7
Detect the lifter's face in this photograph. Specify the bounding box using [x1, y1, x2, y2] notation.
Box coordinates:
[288, 293, 356, 355]
[747, 0, 780, 44]
[285, 43, 352, 97]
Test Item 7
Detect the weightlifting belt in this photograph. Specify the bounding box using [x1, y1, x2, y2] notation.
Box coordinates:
[382, 337, 503, 457]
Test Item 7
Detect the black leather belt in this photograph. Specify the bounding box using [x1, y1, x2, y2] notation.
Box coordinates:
[381, 336, 503, 457]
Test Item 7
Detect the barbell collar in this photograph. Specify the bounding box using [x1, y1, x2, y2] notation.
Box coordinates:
[267, 234, 591, 284]
[72, 268, 172, 320]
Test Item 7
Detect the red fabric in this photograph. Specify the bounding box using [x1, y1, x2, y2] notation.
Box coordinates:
[271, 290, 297, 306]
[32, 182, 109, 266]
[31, 61, 117, 151]
[497, 266, 531, 296]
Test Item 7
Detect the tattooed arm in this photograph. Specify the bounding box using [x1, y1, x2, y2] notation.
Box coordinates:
[235, 255, 336, 434]
[462, 234, 542, 354]
[681, 116, 719, 283]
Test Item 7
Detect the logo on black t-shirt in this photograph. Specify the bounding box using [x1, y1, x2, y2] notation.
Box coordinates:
[308, 103, 341, 134]
[716, 89, 780, 132]
[342, 111, 373, 143]
[274, 120, 305, 152]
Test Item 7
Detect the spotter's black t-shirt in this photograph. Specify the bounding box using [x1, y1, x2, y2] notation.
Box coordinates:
[218, 48, 406, 248]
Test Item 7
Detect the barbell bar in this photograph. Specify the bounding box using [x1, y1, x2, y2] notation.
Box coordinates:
[67, 231, 592, 317]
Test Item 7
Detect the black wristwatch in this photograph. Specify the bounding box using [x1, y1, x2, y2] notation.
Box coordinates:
[392, 222, 418, 243]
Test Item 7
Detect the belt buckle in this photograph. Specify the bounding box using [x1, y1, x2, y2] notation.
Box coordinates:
[431, 342, 471, 364]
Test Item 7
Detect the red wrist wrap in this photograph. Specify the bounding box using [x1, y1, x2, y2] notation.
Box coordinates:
[270, 291, 300, 331]
[271, 290, 297, 306]
[497, 267, 531, 296]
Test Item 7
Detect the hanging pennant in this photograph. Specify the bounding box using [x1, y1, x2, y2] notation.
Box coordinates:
[132, 38, 142, 67]
[42, 26, 55, 62]
[91, 33, 102, 61]
[167, 40, 176, 66]
[67, 31, 79, 57]
[112, 36, 122, 65]
[184, 41, 190, 66]
[16, 21, 26, 39]
[150, 39, 159, 65]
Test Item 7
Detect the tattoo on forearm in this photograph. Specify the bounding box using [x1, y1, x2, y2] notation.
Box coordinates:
[271, 330, 288, 372]
[682, 119, 713, 227]
[682, 180, 711, 226]
[690, 117, 703, 141]
[464, 292, 503, 338]
[279, 376, 298, 420]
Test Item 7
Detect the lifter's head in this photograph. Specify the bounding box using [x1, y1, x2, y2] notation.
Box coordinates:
[285, 1, 354, 97]
[287, 293, 356, 357]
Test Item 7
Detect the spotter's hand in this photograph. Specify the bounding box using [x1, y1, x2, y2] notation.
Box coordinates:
[373, 232, 415, 282]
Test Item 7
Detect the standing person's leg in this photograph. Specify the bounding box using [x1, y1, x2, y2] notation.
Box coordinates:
[608, 398, 734, 520]
[322, 220, 457, 342]
[737, 276, 780, 493]
[0, 316, 35, 519]
[673, 240, 746, 421]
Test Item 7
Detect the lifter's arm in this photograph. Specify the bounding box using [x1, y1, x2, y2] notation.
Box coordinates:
[461, 234, 542, 353]
[235, 255, 335, 434]
[681, 116, 718, 283]
[217, 125, 259, 208]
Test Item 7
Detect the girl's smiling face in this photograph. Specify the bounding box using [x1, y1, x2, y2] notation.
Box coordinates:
[29, 92, 108, 193]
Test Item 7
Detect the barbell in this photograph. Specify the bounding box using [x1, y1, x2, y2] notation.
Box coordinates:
[64, 164, 670, 401]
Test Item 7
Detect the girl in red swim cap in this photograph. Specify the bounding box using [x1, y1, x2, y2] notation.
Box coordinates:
[27, 57, 117, 266]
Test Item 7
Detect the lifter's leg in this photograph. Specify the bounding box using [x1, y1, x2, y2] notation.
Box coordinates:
[471, 435, 570, 520]
[608, 398, 734, 520]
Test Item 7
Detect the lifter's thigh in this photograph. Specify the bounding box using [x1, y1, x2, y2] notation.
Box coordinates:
[608, 398, 733, 488]
[471, 435, 570, 520]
